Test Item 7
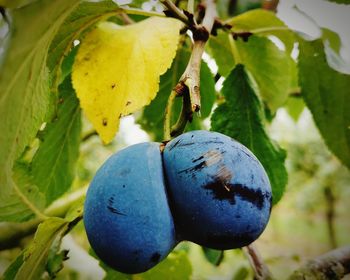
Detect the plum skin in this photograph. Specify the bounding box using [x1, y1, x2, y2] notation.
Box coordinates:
[83, 142, 176, 274]
[162, 130, 272, 250]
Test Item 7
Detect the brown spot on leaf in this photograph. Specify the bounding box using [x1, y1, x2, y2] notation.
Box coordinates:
[102, 118, 108, 126]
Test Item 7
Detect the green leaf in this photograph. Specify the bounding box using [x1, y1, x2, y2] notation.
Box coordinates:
[3, 252, 25, 280]
[48, 0, 121, 91]
[0, 162, 46, 222]
[94, 250, 192, 280]
[326, 0, 350, 4]
[229, 9, 295, 53]
[211, 64, 288, 204]
[298, 39, 350, 168]
[207, 31, 235, 77]
[4, 213, 82, 280]
[202, 247, 224, 266]
[208, 33, 293, 111]
[138, 47, 215, 141]
[0, 0, 80, 221]
[47, 243, 69, 278]
[135, 251, 192, 280]
[0, 0, 37, 8]
[31, 77, 81, 204]
[236, 36, 294, 111]
[322, 28, 341, 53]
[285, 97, 305, 122]
[6, 218, 67, 280]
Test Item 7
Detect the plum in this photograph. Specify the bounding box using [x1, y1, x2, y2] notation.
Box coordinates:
[162, 130, 272, 250]
[83, 142, 176, 274]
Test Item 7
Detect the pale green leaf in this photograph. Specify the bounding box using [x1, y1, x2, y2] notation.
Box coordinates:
[0, 0, 37, 8]
[298, 39, 350, 168]
[285, 97, 305, 122]
[0, 0, 80, 221]
[31, 77, 81, 204]
[11, 218, 68, 280]
[322, 28, 341, 53]
[236, 36, 294, 111]
[208, 33, 293, 110]
[207, 31, 235, 77]
[134, 251, 192, 280]
[4, 213, 82, 280]
[229, 9, 295, 52]
[211, 64, 288, 204]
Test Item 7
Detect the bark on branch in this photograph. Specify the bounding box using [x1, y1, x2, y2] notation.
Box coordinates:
[289, 246, 350, 280]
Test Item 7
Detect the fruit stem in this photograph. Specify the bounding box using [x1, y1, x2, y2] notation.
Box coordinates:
[243, 243, 274, 280]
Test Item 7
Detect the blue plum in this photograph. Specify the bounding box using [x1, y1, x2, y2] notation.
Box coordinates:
[163, 130, 272, 250]
[84, 142, 176, 274]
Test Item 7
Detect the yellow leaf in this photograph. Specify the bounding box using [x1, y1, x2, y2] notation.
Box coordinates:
[72, 17, 182, 143]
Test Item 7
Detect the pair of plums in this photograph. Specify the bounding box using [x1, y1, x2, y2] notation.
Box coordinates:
[84, 130, 272, 274]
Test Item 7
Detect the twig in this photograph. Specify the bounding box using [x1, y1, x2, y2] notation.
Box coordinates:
[160, 0, 191, 25]
[163, 0, 217, 140]
[289, 246, 350, 280]
[243, 244, 273, 280]
[119, 12, 134, 25]
[324, 186, 337, 249]
[81, 130, 98, 142]
[262, 0, 279, 12]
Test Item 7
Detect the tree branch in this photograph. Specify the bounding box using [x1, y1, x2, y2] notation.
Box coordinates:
[160, 0, 191, 25]
[243, 244, 274, 280]
[163, 0, 217, 140]
[289, 246, 350, 280]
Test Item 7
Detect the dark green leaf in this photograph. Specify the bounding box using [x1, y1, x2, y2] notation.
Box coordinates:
[32, 77, 81, 204]
[229, 9, 295, 53]
[0, 0, 80, 222]
[138, 47, 215, 141]
[326, 0, 350, 4]
[202, 247, 224, 266]
[3, 252, 25, 280]
[298, 39, 350, 168]
[211, 64, 288, 204]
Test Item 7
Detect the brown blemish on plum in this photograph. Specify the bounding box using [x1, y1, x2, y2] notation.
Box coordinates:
[180, 150, 224, 174]
[203, 181, 268, 210]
